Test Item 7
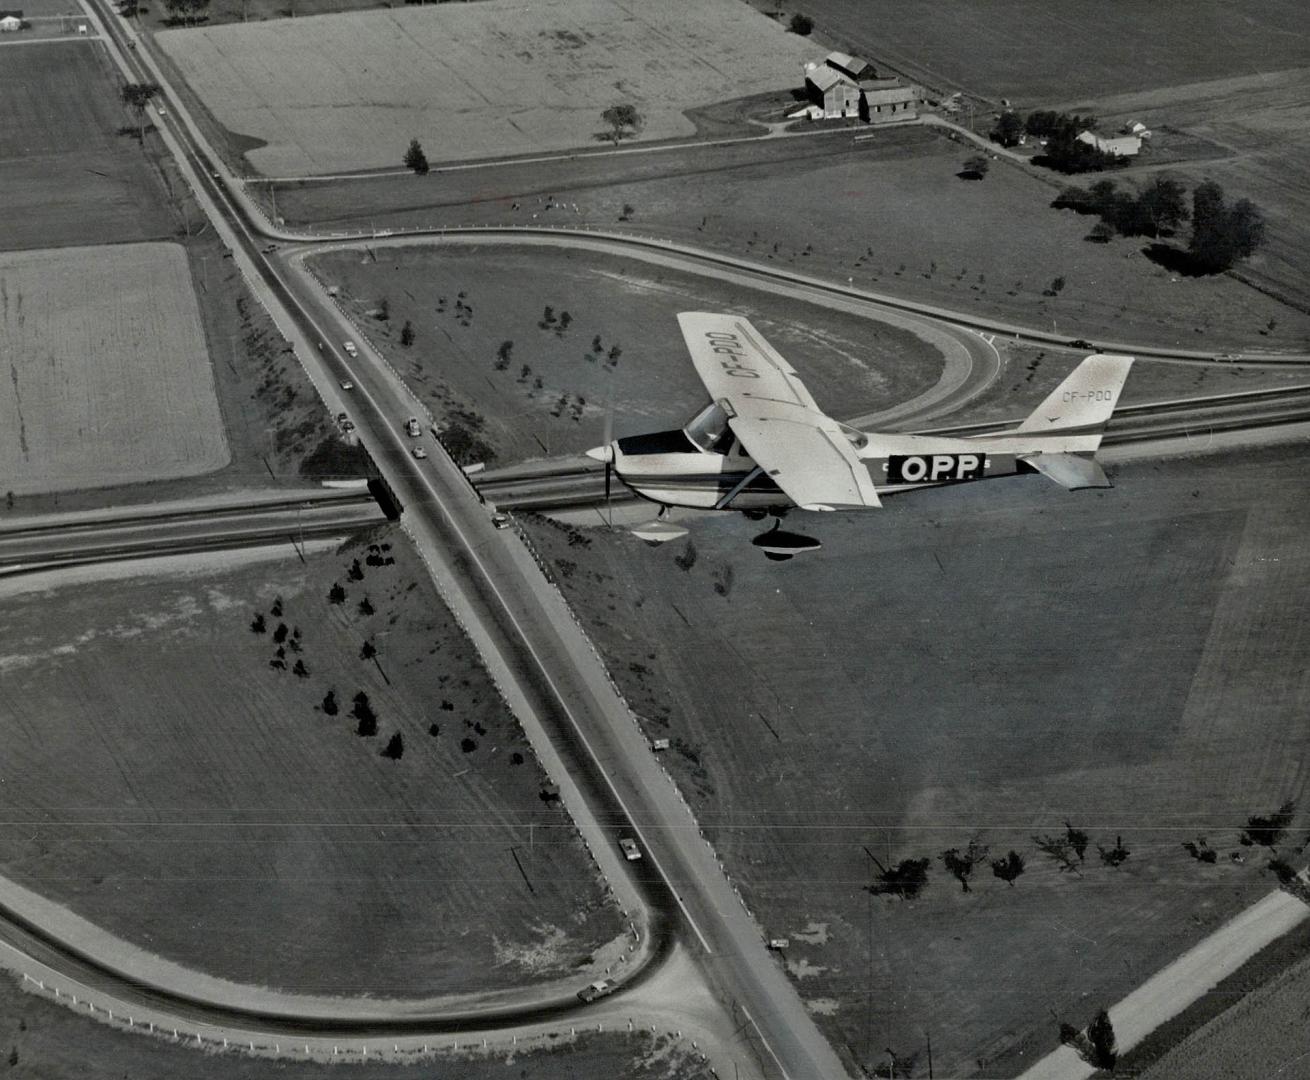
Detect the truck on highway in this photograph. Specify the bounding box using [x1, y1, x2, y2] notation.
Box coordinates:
[404, 417, 421, 437]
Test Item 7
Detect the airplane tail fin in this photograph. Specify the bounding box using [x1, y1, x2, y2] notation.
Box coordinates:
[1014, 354, 1135, 436]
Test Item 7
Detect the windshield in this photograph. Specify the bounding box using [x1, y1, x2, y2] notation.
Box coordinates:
[683, 401, 734, 453]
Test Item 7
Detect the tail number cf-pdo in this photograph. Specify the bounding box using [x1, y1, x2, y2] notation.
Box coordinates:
[887, 454, 987, 483]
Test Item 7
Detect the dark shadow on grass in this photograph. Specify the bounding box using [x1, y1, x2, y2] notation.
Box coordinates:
[1142, 243, 1219, 277]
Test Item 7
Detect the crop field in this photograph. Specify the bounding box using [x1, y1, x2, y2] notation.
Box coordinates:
[1043, 67, 1310, 326]
[772, 0, 1310, 105]
[156, 0, 815, 175]
[279, 130, 1310, 352]
[0, 42, 174, 251]
[0, 243, 230, 496]
[0, 526, 622, 994]
[1138, 921, 1310, 1080]
[525, 441, 1310, 1076]
[308, 244, 947, 466]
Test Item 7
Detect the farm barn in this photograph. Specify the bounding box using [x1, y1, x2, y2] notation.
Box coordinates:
[0, 10, 23, 31]
[801, 51, 917, 121]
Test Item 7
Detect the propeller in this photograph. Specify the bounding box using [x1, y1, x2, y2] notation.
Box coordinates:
[601, 406, 614, 529]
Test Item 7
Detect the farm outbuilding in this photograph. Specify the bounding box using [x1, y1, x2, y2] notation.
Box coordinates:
[802, 51, 917, 122]
[0, 11, 22, 31]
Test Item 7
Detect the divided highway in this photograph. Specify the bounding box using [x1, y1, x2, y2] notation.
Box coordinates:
[22, 3, 1310, 1077]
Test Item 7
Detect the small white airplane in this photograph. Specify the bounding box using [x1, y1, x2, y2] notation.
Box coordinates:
[587, 312, 1134, 558]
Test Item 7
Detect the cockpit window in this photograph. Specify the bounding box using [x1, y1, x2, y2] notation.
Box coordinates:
[684, 401, 734, 453]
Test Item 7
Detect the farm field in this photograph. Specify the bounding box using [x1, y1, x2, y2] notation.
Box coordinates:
[280, 131, 1310, 352]
[1137, 919, 1310, 1080]
[768, 0, 1310, 105]
[307, 244, 947, 466]
[0, 243, 229, 496]
[156, 0, 815, 175]
[0, 526, 623, 995]
[524, 441, 1310, 1076]
[1047, 67, 1310, 329]
[0, 41, 174, 252]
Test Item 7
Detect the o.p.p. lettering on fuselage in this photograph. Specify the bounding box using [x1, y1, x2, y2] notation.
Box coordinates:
[886, 453, 987, 484]
[704, 330, 760, 379]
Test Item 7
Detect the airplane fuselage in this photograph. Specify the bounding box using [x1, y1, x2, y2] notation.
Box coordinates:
[610, 428, 1098, 512]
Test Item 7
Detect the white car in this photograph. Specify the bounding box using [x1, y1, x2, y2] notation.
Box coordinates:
[339, 379, 354, 390]
[619, 838, 641, 861]
[342, 341, 358, 357]
[404, 418, 421, 438]
[411, 446, 427, 460]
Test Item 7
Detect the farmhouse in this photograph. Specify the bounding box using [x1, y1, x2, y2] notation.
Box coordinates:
[1077, 129, 1142, 157]
[0, 10, 23, 31]
[801, 51, 917, 122]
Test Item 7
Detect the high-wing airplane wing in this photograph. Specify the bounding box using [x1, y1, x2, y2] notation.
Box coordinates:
[728, 416, 881, 510]
[678, 312, 822, 413]
[677, 312, 880, 511]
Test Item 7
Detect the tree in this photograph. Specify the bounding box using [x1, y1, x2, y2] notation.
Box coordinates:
[788, 13, 813, 35]
[1033, 833, 1081, 874]
[352, 692, 377, 736]
[322, 689, 339, 715]
[601, 104, 642, 145]
[961, 154, 990, 180]
[867, 856, 931, 900]
[1137, 174, 1189, 235]
[940, 838, 989, 892]
[403, 138, 429, 174]
[990, 111, 1023, 148]
[1189, 181, 1266, 273]
[382, 731, 404, 760]
[618, 203, 634, 222]
[1064, 822, 1088, 862]
[376, 298, 390, 322]
[249, 613, 266, 634]
[121, 82, 161, 142]
[1087, 220, 1115, 243]
[328, 582, 346, 604]
[360, 639, 377, 662]
[292, 659, 308, 678]
[273, 622, 288, 644]
[1242, 800, 1296, 848]
[1087, 1009, 1117, 1070]
[1046, 275, 1066, 296]
[991, 850, 1026, 885]
[1098, 835, 1130, 867]
[358, 597, 375, 616]
[400, 320, 415, 347]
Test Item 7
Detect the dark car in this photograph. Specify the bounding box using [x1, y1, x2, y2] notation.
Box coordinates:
[1067, 338, 1095, 350]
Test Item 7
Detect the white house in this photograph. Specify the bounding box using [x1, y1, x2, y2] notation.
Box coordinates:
[0, 14, 22, 31]
[1077, 130, 1142, 157]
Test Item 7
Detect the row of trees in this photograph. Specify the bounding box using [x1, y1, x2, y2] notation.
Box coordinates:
[991, 108, 1123, 173]
[1055, 176, 1266, 272]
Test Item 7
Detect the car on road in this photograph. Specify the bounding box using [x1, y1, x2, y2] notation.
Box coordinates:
[341, 420, 355, 433]
[339, 379, 354, 390]
[411, 446, 428, 459]
[576, 979, 616, 1003]
[1067, 338, 1095, 350]
[336, 412, 349, 424]
[491, 512, 511, 529]
[342, 341, 358, 357]
[404, 417, 421, 437]
[619, 838, 641, 861]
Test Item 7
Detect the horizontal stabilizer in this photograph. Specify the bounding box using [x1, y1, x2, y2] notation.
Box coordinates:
[1022, 452, 1111, 490]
